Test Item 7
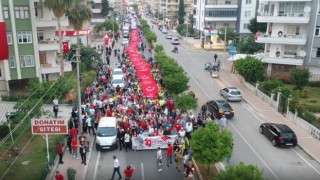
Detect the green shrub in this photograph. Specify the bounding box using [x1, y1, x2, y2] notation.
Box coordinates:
[299, 109, 318, 124]
[305, 104, 320, 113]
[308, 81, 320, 87]
[259, 79, 284, 95]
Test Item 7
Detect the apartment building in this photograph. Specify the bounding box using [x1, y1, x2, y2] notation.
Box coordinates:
[0, 0, 71, 95]
[237, 0, 257, 34]
[255, 0, 320, 78]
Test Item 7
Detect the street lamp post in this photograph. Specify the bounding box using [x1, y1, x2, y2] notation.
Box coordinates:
[75, 48, 82, 134]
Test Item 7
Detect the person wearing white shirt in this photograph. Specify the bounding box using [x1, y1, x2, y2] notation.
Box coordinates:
[148, 126, 155, 136]
[86, 116, 94, 135]
[179, 129, 186, 138]
[220, 115, 227, 131]
[185, 122, 193, 139]
[53, 97, 59, 106]
[124, 132, 131, 152]
[111, 156, 122, 180]
[156, 147, 163, 172]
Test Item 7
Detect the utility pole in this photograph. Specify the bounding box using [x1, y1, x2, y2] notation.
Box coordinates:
[75, 48, 82, 134]
[223, 26, 227, 60]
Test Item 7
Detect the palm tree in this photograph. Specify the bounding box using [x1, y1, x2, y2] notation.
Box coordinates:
[67, 0, 92, 134]
[44, 0, 73, 76]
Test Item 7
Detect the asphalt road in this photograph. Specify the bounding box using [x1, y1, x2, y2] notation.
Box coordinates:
[86, 17, 320, 180]
[150, 20, 320, 179]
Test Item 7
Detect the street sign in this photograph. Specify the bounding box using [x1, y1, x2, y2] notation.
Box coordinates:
[32, 119, 68, 134]
[229, 46, 237, 55]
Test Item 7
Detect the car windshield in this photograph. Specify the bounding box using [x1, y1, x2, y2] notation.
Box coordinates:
[112, 79, 123, 84]
[282, 132, 295, 139]
[230, 91, 241, 95]
[97, 127, 117, 137]
[218, 103, 232, 110]
[113, 71, 123, 75]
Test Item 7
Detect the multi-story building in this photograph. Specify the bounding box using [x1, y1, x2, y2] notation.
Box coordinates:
[0, 0, 71, 95]
[255, 0, 320, 78]
[91, 0, 104, 25]
[237, 0, 257, 34]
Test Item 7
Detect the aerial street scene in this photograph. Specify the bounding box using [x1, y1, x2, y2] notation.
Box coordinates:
[1, 0, 320, 180]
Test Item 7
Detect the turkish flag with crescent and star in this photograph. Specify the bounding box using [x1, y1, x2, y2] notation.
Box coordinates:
[62, 41, 69, 53]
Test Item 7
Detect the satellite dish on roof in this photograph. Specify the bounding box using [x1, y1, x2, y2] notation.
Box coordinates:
[304, 6, 311, 13]
[300, 50, 306, 57]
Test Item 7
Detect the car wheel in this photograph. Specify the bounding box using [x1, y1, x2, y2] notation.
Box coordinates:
[272, 139, 277, 146]
[259, 127, 263, 134]
[95, 144, 100, 151]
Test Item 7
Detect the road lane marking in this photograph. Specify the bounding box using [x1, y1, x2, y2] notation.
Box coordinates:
[141, 162, 145, 180]
[291, 148, 320, 175]
[93, 151, 101, 180]
[174, 58, 279, 180]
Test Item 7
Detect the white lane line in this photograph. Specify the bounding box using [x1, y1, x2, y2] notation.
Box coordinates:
[93, 151, 101, 180]
[175, 59, 280, 180]
[291, 148, 320, 176]
[141, 162, 145, 180]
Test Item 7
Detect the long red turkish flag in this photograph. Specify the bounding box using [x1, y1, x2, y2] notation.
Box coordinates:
[0, 22, 9, 60]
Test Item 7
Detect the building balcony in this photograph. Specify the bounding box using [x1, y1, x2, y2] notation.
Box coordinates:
[41, 62, 72, 74]
[205, 4, 238, 8]
[36, 17, 69, 28]
[92, 8, 102, 14]
[255, 34, 307, 45]
[256, 53, 304, 66]
[38, 40, 59, 51]
[204, 16, 237, 22]
[91, 18, 105, 24]
[257, 13, 310, 23]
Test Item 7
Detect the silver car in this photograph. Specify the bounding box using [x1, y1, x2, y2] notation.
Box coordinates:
[220, 87, 242, 101]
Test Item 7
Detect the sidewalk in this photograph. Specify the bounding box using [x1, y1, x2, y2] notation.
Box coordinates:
[218, 63, 320, 164]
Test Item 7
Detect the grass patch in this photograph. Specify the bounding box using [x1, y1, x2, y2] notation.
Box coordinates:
[197, 163, 218, 180]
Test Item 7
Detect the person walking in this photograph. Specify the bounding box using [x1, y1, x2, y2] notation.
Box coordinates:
[71, 137, 79, 159]
[67, 92, 73, 106]
[86, 115, 94, 135]
[79, 142, 87, 165]
[67, 165, 76, 180]
[56, 142, 64, 164]
[55, 170, 64, 180]
[66, 132, 72, 154]
[166, 143, 173, 167]
[118, 128, 125, 151]
[173, 140, 180, 159]
[124, 165, 135, 180]
[175, 146, 183, 172]
[111, 155, 122, 180]
[124, 131, 131, 152]
[214, 54, 218, 62]
[53, 104, 59, 118]
[156, 147, 163, 172]
[220, 115, 227, 131]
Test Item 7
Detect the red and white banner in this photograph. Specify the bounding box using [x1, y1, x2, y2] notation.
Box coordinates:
[132, 135, 178, 150]
[32, 119, 68, 134]
[0, 22, 9, 61]
[62, 41, 70, 53]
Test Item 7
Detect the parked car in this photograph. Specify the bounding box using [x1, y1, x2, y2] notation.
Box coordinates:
[112, 68, 124, 79]
[162, 28, 168, 34]
[206, 100, 234, 119]
[121, 38, 129, 46]
[166, 34, 173, 39]
[111, 77, 125, 88]
[219, 87, 242, 101]
[171, 38, 180, 45]
[259, 123, 298, 147]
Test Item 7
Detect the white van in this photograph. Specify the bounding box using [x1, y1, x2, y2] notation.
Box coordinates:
[95, 117, 118, 150]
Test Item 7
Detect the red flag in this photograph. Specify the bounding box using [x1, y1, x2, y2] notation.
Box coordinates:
[0, 22, 9, 60]
[62, 41, 69, 53]
[104, 34, 109, 46]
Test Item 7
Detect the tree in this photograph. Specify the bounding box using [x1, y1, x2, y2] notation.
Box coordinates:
[248, 17, 267, 34]
[236, 34, 264, 54]
[289, 68, 310, 90]
[164, 72, 189, 94]
[174, 92, 198, 112]
[176, 24, 194, 36]
[190, 121, 233, 175]
[132, 3, 139, 13]
[178, 0, 185, 24]
[101, 0, 112, 17]
[234, 56, 265, 83]
[95, 19, 120, 32]
[188, 14, 194, 27]
[66, 45, 101, 70]
[216, 162, 263, 180]
[44, 0, 73, 76]
[218, 27, 236, 45]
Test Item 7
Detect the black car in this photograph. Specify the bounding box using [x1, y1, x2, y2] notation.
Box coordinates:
[259, 123, 298, 147]
[206, 100, 234, 119]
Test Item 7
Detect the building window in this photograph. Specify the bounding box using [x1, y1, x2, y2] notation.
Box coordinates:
[246, 0, 252, 4]
[245, 11, 251, 17]
[7, 32, 12, 44]
[17, 31, 32, 44]
[15, 6, 30, 19]
[9, 57, 16, 68]
[20, 55, 34, 67]
[205, 9, 238, 18]
[243, 23, 249, 29]
[3, 6, 9, 19]
[223, 23, 229, 27]
[225, 1, 231, 4]
[317, 48, 320, 57]
[315, 26, 320, 37]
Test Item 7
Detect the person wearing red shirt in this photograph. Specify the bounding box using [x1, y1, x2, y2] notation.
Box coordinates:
[106, 108, 113, 117]
[70, 127, 77, 138]
[174, 122, 182, 131]
[55, 170, 64, 180]
[56, 142, 64, 164]
[166, 143, 173, 167]
[71, 137, 79, 159]
[124, 165, 135, 180]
